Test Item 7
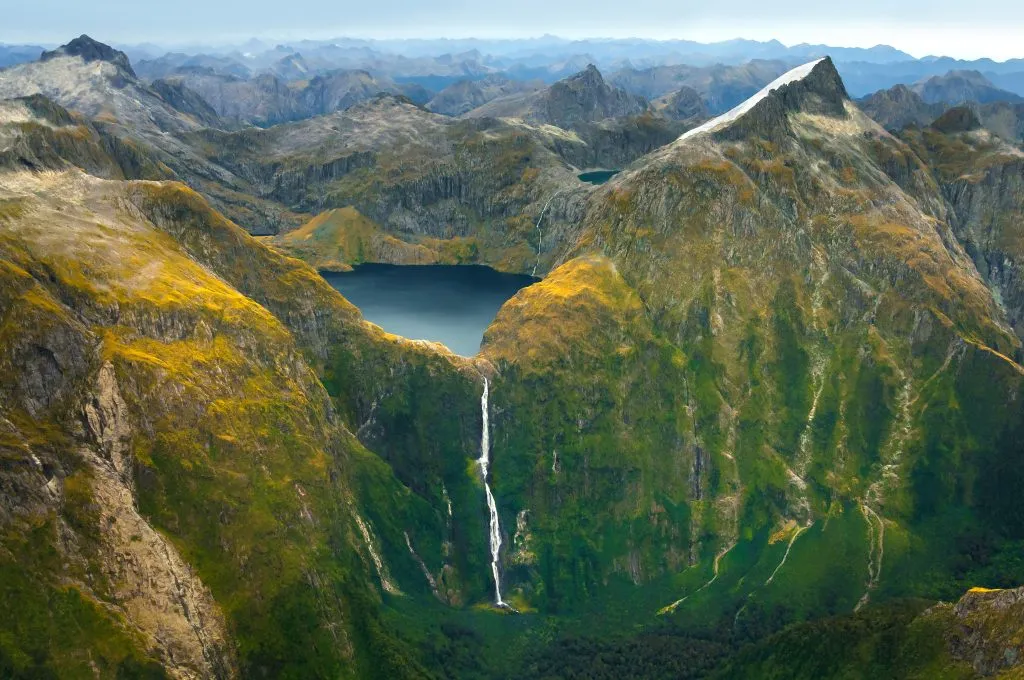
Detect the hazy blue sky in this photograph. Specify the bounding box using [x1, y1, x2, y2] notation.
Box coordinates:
[2, 0, 1022, 60]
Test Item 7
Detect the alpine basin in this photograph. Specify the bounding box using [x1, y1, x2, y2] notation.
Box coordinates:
[322, 264, 537, 357]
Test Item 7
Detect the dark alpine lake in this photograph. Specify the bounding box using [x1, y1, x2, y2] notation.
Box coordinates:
[322, 264, 538, 356]
[578, 169, 620, 185]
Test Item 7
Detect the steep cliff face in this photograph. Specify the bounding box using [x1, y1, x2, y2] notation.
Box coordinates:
[3, 172, 364, 676]
[0, 106, 496, 676]
[480, 256, 695, 610]
[469, 59, 1024, 626]
[899, 111, 1024, 340]
[858, 84, 945, 130]
[463, 65, 649, 127]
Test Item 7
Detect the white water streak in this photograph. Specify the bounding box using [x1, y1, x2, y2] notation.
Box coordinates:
[354, 513, 400, 594]
[404, 531, 439, 595]
[442, 483, 453, 518]
[658, 542, 736, 615]
[855, 504, 885, 611]
[531, 191, 563, 277]
[478, 378, 507, 606]
[765, 523, 811, 586]
[857, 367, 912, 610]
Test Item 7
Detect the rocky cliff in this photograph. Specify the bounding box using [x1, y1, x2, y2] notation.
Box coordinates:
[427, 75, 544, 117]
[899, 108, 1024, 340]
[464, 65, 650, 128]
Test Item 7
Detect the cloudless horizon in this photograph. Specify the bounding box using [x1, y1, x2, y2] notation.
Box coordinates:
[2, 0, 1022, 61]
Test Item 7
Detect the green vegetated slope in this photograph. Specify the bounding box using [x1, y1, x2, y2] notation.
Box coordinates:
[2, 53, 1024, 680]
[0, 104, 493, 677]
[477, 58, 1024, 641]
[0, 173, 408, 678]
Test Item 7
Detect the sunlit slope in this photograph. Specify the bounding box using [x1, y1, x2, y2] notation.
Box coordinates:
[475, 58, 1024, 628]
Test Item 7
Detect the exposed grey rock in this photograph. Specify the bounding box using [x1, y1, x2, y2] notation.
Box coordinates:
[427, 75, 543, 116]
[652, 86, 708, 121]
[150, 78, 225, 128]
[463, 64, 649, 128]
[944, 587, 1024, 677]
[713, 57, 848, 143]
[858, 84, 945, 130]
[41, 34, 136, 79]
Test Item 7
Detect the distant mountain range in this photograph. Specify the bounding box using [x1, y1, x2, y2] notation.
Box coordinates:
[4, 34, 1022, 148]
[858, 70, 1024, 136]
[3, 37, 1023, 99]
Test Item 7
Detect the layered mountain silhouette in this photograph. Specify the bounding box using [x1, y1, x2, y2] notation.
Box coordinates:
[913, 69, 1023, 105]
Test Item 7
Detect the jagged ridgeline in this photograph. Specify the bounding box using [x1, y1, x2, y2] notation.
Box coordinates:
[2, 39, 1024, 680]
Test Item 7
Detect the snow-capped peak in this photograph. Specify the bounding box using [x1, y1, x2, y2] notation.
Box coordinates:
[679, 58, 827, 142]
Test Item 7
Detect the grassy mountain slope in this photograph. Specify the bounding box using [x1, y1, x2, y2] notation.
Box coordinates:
[469, 59, 1024, 638]
[0, 104, 501, 676]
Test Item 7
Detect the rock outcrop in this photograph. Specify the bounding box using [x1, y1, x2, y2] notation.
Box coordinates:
[463, 64, 649, 128]
[857, 83, 945, 130]
[427, 75, 543, 116]
[944, 587, 1024, 676]
[41, 34, 136, 78]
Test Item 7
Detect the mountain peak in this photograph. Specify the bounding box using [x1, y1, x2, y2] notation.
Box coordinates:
[930, 105, 982, 133]
[40, 35, 136, 78]
[679, 56, 848, 143]
[537, 63, 647, 127]
[567, 63, 605, 87]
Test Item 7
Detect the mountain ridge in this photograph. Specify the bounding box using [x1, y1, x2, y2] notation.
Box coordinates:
[463, 63, 650, 127]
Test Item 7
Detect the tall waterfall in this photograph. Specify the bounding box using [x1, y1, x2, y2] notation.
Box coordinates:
[478, 378, 506, 606]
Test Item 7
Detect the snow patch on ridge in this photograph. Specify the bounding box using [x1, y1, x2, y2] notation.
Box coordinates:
[678, 58, 826, 141]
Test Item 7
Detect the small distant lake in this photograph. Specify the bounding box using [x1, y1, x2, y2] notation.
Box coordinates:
[322, 264, 538, 356]
[578, 169, 620, 185]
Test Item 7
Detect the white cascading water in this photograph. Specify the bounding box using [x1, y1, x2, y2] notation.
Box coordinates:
[478, 378, 507, 607]
[531, 190, 563, 277]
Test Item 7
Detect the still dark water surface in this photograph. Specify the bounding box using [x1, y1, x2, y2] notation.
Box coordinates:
[322, 264, 538, 356]
[578, 169, 620, 185]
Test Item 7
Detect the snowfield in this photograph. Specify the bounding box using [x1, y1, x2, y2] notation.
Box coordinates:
[679, 58, 826, 141]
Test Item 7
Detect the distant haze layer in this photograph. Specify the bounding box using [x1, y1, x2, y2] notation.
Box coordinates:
[1, 0, 1022, 60]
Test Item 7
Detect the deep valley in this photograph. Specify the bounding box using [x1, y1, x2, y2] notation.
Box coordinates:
[1, 29, 1023, 680]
